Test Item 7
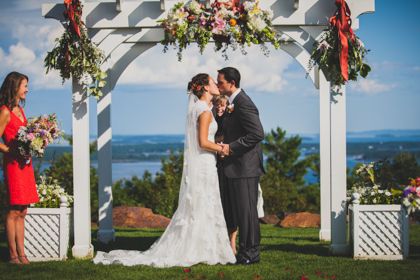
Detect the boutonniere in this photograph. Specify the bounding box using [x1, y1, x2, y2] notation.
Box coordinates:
[227, 104, 235, 114]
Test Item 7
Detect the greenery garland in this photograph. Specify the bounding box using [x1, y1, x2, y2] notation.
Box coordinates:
[308, 0, 371, 87]
[159, 0, 280, 60]
[44, 0, 107, 99]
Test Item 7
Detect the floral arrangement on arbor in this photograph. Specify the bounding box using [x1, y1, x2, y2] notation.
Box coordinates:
[16, 113, 63, 162]
[44, 0, 107, 98]
[308, 0, 371, 86]
[399, 178, 420, 214]
[160, 0, 280, 60]
[33, 176, 74, 208]
[348, 163, 420, 214]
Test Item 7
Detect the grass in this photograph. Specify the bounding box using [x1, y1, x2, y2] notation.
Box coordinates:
[0, 224, 419, 280]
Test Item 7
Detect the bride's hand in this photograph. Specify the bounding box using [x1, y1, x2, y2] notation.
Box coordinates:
[217, 143, 225, 158]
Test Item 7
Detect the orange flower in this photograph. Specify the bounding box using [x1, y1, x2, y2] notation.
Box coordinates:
[229, 18, 237, 26]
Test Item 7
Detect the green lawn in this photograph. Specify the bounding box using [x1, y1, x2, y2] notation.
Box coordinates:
[0, 224, 419, 280]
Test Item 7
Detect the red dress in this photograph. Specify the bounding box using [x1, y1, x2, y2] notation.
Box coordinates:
[1, 105, 39, 205]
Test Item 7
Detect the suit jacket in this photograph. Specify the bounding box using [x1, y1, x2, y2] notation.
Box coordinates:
[222, 90, 265, 178]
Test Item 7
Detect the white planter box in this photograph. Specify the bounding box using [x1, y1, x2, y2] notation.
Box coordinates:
[24, 207, 72, 261]
[349, 204, 409, 260]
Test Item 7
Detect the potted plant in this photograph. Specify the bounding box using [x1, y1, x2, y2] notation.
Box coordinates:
[24, 176, 73, 261]
[347, 163, 420, 260]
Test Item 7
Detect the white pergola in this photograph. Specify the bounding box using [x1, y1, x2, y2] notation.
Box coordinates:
[42, 0, 375, 258]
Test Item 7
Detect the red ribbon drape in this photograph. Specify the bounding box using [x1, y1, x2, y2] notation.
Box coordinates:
[64, 0, 81, 38]
[329, 0, 355, 81]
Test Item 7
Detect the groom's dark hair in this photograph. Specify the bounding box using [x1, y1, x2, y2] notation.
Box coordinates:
[218, 67, 241, 88]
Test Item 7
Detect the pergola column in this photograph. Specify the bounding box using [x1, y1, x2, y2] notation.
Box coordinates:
[319, 70, 331, 242]
[330, 85, 348, 254]
[71, 78, 94, 258]
[97, 80, 115, 243]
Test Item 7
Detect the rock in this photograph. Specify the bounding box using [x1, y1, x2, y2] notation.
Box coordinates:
[259, 214, 280, 224]
[113, 206, 170, 228]
[278, 212, 320, 228]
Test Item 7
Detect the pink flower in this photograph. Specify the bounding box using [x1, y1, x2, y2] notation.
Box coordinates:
[200, 14, 207, 26]
[416, 187, 420, 197]
[212, 16, 226, 34]
[27, 133, 35, 141]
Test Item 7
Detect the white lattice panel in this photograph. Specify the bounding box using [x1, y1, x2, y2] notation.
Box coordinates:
[24, 207, 72, 261]
[349, 204, 409, 260]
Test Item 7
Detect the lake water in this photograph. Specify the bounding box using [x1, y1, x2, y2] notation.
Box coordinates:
[11, 131, 420, 184]
[34, 158, 363, 185]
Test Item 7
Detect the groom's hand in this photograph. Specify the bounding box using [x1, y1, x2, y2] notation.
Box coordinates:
[221, 144, 230, 156]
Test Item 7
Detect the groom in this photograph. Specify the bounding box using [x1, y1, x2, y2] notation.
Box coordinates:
[217, 67, 265, 265]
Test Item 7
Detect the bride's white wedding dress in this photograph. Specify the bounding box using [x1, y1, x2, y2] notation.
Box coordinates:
[93, 95, 236, 267]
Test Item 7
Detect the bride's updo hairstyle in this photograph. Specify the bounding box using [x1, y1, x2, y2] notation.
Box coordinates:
[187, 73, 209, 98]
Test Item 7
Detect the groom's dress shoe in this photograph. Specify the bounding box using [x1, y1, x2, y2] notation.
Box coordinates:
[236, 256, 260, 265]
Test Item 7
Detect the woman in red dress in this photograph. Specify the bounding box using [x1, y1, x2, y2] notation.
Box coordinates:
[0, 72, 39, 264]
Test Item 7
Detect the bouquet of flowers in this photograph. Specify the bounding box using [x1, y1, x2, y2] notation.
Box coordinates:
[397, 178, 420, 214]
[44, 0, 107, 99]
[160, 0, 280, 60]
[16, 113, 63, 162]
[348, 163, 420, 214]
[348, 163, 399, 205]
[308, 0, 371, 86]
[33, 176, 73, 208]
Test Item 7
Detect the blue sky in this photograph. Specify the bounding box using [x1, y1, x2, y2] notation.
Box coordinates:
[0, 0, 419, 136]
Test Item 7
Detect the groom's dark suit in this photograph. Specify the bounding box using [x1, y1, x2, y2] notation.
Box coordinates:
[222, 90, 264, 263]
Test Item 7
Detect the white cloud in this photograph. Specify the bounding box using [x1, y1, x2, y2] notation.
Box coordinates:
[117, 45, 294, 93]
[5, 43, 36, 67]
[0, 41, 64, 90]
[350, 78, 396, 95]
[0, 4, 65, 90]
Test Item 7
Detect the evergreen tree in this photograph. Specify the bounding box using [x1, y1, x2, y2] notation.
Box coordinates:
[260, 127, 316, 214]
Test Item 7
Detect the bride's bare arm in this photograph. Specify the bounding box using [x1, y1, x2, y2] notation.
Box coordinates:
[198, 111, 224, 153]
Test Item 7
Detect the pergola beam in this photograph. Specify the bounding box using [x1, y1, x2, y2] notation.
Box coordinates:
[42, 0, 374, 29]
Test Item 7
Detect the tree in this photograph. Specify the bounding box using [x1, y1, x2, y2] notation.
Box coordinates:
[153, 151, 184, 217]
[42, 136, 99, 221]
[260, 127, 317, 214]
[112, 151, 184, 218]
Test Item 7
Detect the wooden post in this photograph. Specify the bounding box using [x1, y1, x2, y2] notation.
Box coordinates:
[97, 81, 115, 244]
[319, 70, 331, 242]
[71, 78, 94, 259]
[330, 85, 349, 255]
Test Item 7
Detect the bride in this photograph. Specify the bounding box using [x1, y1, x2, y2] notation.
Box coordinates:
[93, 73, 236, 267]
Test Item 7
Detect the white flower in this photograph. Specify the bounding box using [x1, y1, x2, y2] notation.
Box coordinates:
[318, 41, 331, 51]
[264, 9, 273, 19]
[81, 73, 93, 85]
[370, 191, 375, 196]
[385, 191, 391, 196]
[248, 15, 267, 32]
[188, 0, 202, 14]
[42, 189, 47, 195]
[378, 189, 384, 194]
[372, 198, 377, 204]
[243, 1, 255, 12]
